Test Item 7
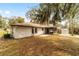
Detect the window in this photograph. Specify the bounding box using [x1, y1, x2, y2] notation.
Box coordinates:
[42, 28, 44, 31]
[32, 28, 34, 34]
[35, 28, 37, 33]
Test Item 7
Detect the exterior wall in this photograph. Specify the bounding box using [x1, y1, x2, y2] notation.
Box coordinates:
[12, 26, 32, 38]
[12, 26, 45, 38]
[61, 28, 69, 34]
[34, 28, 45, 35]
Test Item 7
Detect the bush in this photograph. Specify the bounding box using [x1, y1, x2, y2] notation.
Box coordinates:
[3, 34, 13, 39]
[69, 28, 79, 35]
[57, 29, 61, 34]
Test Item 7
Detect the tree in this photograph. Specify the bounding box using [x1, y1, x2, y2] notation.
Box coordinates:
[9, 16, 25, 25]
[26, 3, 62, 25]
[16, 17, 25, 23]
[0, 15, 3, 28]
[26, 4, 52, 25]
[0, 15, 8, 29]
[26, 8, 39, 23]
[66, 4, 79, 36]
[9, 17, 17, 25]
[26, 3, 79, 35]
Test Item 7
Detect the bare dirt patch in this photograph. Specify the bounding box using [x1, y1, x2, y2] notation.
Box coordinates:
[0, 35, 79, 56]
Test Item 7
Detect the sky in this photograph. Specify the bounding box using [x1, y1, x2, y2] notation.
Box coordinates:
[0, 3, 39, 22]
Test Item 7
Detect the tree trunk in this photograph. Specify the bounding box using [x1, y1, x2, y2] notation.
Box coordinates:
[52, 20, 57, 33]
[69, 17, 74, 36]
[71, 19, 74, 36]
[52, 20, 56, 26]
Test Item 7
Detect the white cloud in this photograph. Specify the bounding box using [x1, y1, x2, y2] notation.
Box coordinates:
[0, 10, 11, 15]
[4, 11, 11, 14]
[0, 10, 3, 14]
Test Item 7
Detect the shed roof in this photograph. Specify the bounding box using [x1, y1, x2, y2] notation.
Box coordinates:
[11, 23, 54, 28]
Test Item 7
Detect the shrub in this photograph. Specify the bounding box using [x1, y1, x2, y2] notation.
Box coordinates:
[3, 34, 13, 39]
[57, 29, 61, 34]
[69, 28, 79, 35]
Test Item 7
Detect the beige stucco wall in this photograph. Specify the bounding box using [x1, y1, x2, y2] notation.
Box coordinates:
[12, 26, 32, 38]
[12, 26, 45, 38]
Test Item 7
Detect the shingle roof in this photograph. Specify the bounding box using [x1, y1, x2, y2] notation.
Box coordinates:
[11, 23, 54, 28]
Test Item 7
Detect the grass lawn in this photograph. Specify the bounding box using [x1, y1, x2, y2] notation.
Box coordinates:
[0, 34, 79, 56]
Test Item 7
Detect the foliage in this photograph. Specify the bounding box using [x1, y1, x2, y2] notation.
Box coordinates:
[9, 17, 25, 25]
[26, 3, 79, 24]
[0, 29, 7, 37]
[0, 15, 8, 28]
[16, 17, 25, 23]
[26, 3, 79, 35]
[3, 34, 13, 39]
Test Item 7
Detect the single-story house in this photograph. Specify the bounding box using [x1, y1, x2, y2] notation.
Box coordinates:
[11, 23, 56, 38]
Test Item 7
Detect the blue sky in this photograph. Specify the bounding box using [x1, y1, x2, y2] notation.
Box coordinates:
[0, 3, 39, 22]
